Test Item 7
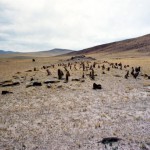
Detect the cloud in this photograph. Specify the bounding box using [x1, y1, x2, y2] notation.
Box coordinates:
[0, 0, 150, 52]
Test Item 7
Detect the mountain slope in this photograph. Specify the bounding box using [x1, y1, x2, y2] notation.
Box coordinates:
[0, 50, 17, 54]
[67, 34, 150, 56]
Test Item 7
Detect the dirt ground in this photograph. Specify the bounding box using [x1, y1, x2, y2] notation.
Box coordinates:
[0, 55, 150, 150]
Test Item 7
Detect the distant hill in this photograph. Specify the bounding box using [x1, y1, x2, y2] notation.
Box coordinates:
[0, 48, 75, 58]
[0, 50, 17, 54]
[40, 48, 74, 56]
[66, 34, 150, 56]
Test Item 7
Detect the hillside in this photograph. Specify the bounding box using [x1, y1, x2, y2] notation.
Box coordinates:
[0, 50, 17, 54]
[67, 34, 150, 56]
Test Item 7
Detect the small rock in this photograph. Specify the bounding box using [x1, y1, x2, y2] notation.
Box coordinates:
[72, 79, 80, 81]
[57, 85, 62, 88]
[93, 83, 102, 90]
[80, 79, 85, 82]
[114, 74, 122, 77]
[26, 81, 42, 87]
[16, 72, 21, 74]
[47, 84, 51, 88]
[1, 81, 20, 87]
[26, 83, 33, 88]
[25, 70, 32, 72]
[33, 82, 42, 86]
[98, 137, 122, 145]
[2, 91, 13, 95]
[44, 80, 60, 84]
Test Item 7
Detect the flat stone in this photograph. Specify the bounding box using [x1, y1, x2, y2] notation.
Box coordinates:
[33, 82, 42, 86]
[1, 91, 13, 95]
[44, 80, 60, 84]
[1, 81, 20, 87]
[72, 79, 80, 81]
[98, 137, 122, 145]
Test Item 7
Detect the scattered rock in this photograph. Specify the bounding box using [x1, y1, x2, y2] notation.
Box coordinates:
[57, 85, 62, 88]
[72, 79, 80, 81]
[58, 69, 64, 80]
[12, 76, 19, 79]
[44, 80, 60, 84]
[33, 82, 42, 86]
[0, 80, 12, 85]
[26, 82, 33, 88]
[93, 83, 102, 90]
[1, 91, 13, 95]
[80, 79, 85, 82]
[98, 137, 122, 145]
[68, 55, 96, 61]
[26, 81, 42, 88]
[114, 74, 122, 77]
[47, 84, 51, 88]
[25, 70, 32, 72]
[16, 72, 21, 74]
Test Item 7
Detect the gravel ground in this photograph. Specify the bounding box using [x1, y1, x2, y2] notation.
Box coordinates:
[0, 59, 150, 150]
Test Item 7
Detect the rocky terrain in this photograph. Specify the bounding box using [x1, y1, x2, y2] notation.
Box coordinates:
[0, 55, 150, 150]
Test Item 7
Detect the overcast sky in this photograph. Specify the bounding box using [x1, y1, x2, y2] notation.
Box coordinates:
[0, 0, 150, 52]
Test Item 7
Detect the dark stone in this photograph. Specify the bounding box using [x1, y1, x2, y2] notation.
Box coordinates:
[0, 80, 12, 85]
[57, 85, 62, 88]
[16, 72, 21, 74]
[12, 76, 19, 79]
[133, 72, 139, 79]
[80, 79, 85, 82]
[25, 70, 32, 72]
[30, 77, 34, 81]
[93, 83, 102, 90]
[44, 80, 60, 84]
[58, 69, 64, 80]
[32, 82, 42, 86]
[72, 79, 80, 81]
[125, 70, 129, 79]
[98, 137, 121, 145]
[65, 71, 70, 82]
[46, 69, 51, 76]
[2, 91, 13, 95]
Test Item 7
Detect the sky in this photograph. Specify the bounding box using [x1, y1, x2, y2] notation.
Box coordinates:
[0, 0, 150, 52]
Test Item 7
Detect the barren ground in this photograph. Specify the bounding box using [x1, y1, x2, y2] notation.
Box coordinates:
[0, 55, 150, 150]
